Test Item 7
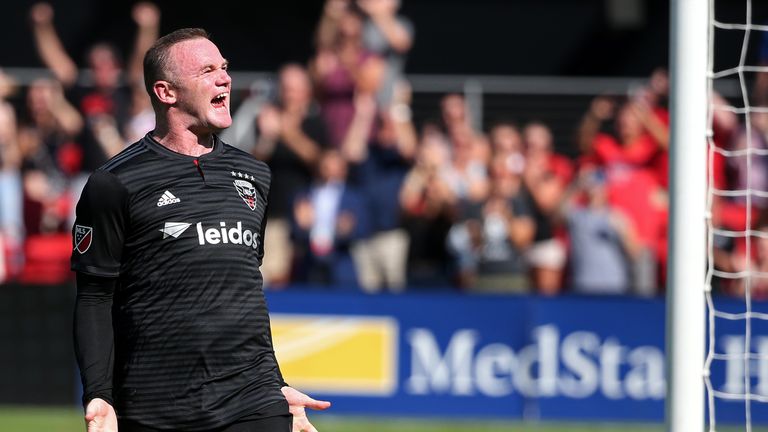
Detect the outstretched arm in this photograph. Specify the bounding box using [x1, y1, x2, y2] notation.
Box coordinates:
[340, 93, 377, 163]
[629, 97, 669, 149]
[127, 2, 160, 86]
[578, 96, 614, 154]
[29, 3, 78, 87]
[47, 80, 84, 137]
[389, 81, 418, 160]
[315, 0, 346, 50]
[281, 386, 331, 432]
[358, 0, 413, 53]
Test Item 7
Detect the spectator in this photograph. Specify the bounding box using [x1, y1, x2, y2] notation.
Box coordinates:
[628, 68, 670, 189]
[710, 111, 768, 296]
[343, 83, 417, 293]
[729, 210, 768, 300]
[447, 126, 490, 202]
[0, 71, 23, 281]
[578, 96, 662, 174]
[441, 93, 490, 199]
[357, 0, 414, 108]
[754, 27, 768, 106]
[441, 93, 468, 132]
[522, 121, 572, 295]
[318, 0, 412, 109]
[728, 111, 768, 211]
[578, 97, 668, 296]
[710, 91, 746, 294]
[254, 64, 330, 286]
[124, 3, 161, 143]
[447, 151, 536, 292]
[489, 122, 525, 177]
[17, 79, 83, 235]
[316, 0, 351, 50]
[312, 1, 385, 147]
[292, 149, 369, 287]
[400, 125, 456, 287]
[562, 169, 638, 295]
[29, 2, 160, 173]
[124, 82, 155, 144]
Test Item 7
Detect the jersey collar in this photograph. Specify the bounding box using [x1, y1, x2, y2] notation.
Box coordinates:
[144, 132, 224, 161]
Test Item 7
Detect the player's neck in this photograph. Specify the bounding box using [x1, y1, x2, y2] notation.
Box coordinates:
[152, 122, 215, 157]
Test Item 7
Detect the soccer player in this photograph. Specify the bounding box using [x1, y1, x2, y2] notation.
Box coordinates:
[71, 28, 330, 432]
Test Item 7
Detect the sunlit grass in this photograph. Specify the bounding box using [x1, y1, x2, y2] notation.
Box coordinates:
[0, 406, 764, 432]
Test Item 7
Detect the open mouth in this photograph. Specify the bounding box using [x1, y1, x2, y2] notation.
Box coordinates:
[211, 92, 228, 109]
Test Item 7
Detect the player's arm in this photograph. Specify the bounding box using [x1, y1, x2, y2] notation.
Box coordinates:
[71, 170, 128, 431]
[255, 182, 292, 388]
[74, 273, 116, 406]
[257, 169, 331, 431]
[74, 273, 118, 432]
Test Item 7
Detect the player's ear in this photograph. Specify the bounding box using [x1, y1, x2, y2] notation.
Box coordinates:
[153, 81, 177, 105]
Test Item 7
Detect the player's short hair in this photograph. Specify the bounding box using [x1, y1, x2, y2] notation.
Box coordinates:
[143, 28, 210, 105]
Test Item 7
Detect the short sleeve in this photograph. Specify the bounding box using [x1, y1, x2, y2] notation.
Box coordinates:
[71, 170, 129, 277]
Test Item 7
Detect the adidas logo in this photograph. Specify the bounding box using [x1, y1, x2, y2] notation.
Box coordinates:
[157, 190, 180, 207]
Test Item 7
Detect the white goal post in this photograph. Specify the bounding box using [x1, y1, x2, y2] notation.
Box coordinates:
[666, 0, 708, 431]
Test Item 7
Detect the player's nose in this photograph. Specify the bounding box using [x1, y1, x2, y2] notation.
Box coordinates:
[216, 69, 231, 88]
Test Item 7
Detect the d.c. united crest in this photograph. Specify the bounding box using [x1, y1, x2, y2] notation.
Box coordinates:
[233, 179, 257, 210]
[74, 225, 93, 254]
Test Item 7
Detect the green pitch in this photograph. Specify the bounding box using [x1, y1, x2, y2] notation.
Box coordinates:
[0, 406, 765, 432]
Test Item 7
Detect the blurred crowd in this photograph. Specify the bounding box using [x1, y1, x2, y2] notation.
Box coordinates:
[0, 0, 761, 298]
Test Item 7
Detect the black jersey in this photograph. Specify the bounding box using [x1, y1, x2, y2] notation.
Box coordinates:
[71, 134, 288, 430]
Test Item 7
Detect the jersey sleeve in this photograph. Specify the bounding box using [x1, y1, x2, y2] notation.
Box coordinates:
[71, 169, 129, 277]
[74, 272, 117, 407]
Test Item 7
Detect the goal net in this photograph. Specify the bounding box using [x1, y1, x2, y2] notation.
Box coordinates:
[705, 0, 768, 430]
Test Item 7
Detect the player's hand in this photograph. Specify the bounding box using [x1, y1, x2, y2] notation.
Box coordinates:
[281, 386, 331, 432]
[84, 398, 118, 432]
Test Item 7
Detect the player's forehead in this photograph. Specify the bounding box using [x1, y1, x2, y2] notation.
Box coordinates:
[169, 38, 226, 76]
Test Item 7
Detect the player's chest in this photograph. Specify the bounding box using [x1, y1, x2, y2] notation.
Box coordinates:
[126, 163, 267, 241]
